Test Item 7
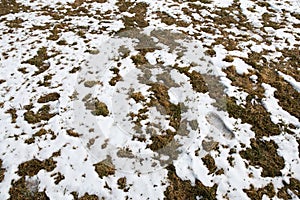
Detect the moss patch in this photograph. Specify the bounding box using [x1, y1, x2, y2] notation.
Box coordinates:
[164, 165, 217, 200]
[240, 139, 284, 177]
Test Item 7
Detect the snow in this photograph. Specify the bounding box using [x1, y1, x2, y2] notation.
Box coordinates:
[0, 0, 300, 199]
[278, 71, 300, 93]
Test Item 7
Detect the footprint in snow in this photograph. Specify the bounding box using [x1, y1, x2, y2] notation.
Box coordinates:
[205, 112, 234, 139]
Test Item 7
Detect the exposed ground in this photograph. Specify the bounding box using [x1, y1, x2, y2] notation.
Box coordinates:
[0, 0, 299, 199]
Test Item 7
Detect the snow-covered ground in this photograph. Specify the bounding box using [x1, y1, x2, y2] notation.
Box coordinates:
[0, 0, 299, 199]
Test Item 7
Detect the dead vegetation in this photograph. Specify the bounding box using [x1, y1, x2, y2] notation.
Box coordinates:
[22, 47, 56, 75]
[9, 156, 57, 200]
[84, 80, 101, 88]
[130, 91, 146, 102]
[66, 129, 80, 137]
[37, 92, 60, 103]
[0, 159, 5, 182]
[227, 97, 281, 138]
[9, 176, 49, 200]
[94, 156, 115, 178]
[17, 158, 57, 177]
[71, 192, 99, 200]
[117, 177, 128, 191]
[25, 128, 56, 144]
[146, 83, 181, 151]
[51, 172, 65, 184]
[201, 154, 217, 175]
[5, 108, 17, 123]
[164, 165, 217, 200]
[1, 0, 299, 199]
[0, 0, 28, 16]
[156, 11, 189, 27]
[277, 178, 300, 199]
[244, 183, 275, 200]
[109, 67, 122, 86]
[175, 65, 208, 93]
[119, 2, 149, 29]
[84, 98, 109, 117]
[240, 139, 284, 177]
[24, 105, 56, 124]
